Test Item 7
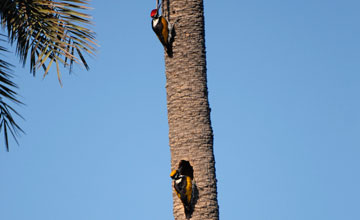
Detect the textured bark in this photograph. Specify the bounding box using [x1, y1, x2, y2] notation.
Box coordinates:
[163, 1, 219, 219]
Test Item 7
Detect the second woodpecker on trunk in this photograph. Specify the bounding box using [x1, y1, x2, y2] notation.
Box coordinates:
[150, 7, 174, 56]
[170, 160, 194, 219]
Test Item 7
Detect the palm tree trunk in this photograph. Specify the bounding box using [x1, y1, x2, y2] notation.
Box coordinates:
[163, 1, 219, 219]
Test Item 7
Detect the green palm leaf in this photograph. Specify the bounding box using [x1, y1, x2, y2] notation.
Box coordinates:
[0, 35, 24, 151]
[0, 0, 97, 83]
[0, 0, 97, 150]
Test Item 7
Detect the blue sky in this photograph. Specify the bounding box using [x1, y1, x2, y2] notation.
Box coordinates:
[1, 0, 359, 219]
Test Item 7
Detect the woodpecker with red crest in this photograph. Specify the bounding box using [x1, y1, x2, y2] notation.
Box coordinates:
[150, 1, 174, 56]
[170, 160, 194, 219]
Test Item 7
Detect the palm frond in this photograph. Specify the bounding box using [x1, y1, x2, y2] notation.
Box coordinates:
[0, 0, 97, 81]
[0, 34, 24, 151]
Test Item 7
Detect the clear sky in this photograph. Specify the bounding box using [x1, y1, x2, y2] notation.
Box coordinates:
[1, 0, 359, 219]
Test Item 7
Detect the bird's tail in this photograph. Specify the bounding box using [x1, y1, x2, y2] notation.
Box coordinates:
[184, 204, 193, 219]
[165, 45, 173, 57]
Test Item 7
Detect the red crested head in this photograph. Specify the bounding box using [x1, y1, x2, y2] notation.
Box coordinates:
[150, 9, 158, 18]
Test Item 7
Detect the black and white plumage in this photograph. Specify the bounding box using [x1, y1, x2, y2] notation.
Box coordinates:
[150, 8, 174, 56]
[170, 160, 194, 219]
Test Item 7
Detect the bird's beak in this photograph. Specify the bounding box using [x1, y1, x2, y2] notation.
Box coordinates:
[157, 2, 162, 10]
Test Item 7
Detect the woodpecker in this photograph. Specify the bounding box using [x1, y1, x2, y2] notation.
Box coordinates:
[150, 7, 174, 56]
[170, 160, 194, 219]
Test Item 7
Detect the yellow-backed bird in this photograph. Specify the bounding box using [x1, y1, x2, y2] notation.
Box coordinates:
[170, 160, 194, 219]
[150, 7, 173, 56]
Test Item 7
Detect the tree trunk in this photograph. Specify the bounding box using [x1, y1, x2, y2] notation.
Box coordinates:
[163, 1, 219, 219]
